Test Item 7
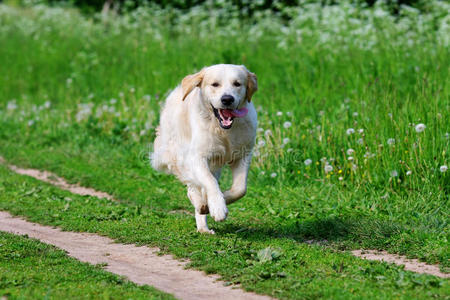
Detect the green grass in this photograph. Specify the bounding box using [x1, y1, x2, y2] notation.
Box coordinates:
[0, 231, 173, 299]
[0, 165, 448, 299]
[0, 2, 449, 299]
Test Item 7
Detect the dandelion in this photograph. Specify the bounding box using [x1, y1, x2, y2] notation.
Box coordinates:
[318, 110, 325, 116]
[351, 164, 358, 171]
[264, 129, 272, 136]
[283, 138, 290, 144]
[43, 101, 51, 109]
[406, 171, 412, 176]
[338, 176, 344, 181]
[286, 111, 292, 116]
[387, 138, 395, 145]
[415, 123, 426, 133]
[357, 138, 364, 145]
[320, 157, 328, 163]
[390, 170, 398, 177]
[143, 94, 151, 101]
[130, 87, 135, 93]
[270, 172, 277, 178]
[110, 98, 117, 104]
[445, 132, 449, 139]
[119, 92, 124, 98]
[66, 78, 73, 85]
[304, 159, 312, 166]
[276, 111, 283, 116]
[440, 165, 448, 173]
[7, 100, 17, 111]
[257, 140, 266, 147]
[139, 129, 147, 136]
[324, 164, 333, 173]
[352, 112, 358, 117]
[358, 129, 364, 134]
[348, 156, 354, 161]
[27, 120, 35, 126]
[257, 127, 263, 133]
[283, 121, 292, 129]
[346, 128, 355, 135]
[287, 148, 293, 153]
[260, 171, 265, 175]
[347, 148, 355, 155]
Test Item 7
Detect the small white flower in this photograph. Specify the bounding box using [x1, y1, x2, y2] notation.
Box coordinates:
[440, 165, 448, 173]
[283, 138, 290, 144]
[44, 101, 51, 109]
[276, 111, 283, 116]
[406, 171, 412, 176]
[347, 148, 355, 155]
[338, 176, 344, 181]
[387, 138, 395, 145]
[357, 138, 364, 145]
[348, 156, 354, 161]
[324, 164, 333, 173]
[110, 98, 117, 104]
[346, 128, 355, 135]
[264, 129, 272, 136]
[358, 129, 364, 134]
[304, 159, 312, 166]
[286, 111, 292, 116]
[7, 100, 17, 111]
[352, 112, 358, 117]
[27, 120, 35, 126]
[270, 172, 277, 178]
[257, 140, 266, 147]
[415, 123, 426, 133]
[257, 127, 263, 133]
[390, 170, 398, 177]
[283, 121, 292, 129]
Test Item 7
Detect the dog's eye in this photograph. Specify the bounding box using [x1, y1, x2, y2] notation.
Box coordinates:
[212, 82, 220, 87]
[233, 81, 241, 87]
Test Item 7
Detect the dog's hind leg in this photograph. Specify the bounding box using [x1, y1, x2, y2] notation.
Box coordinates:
[187, 185, 214, 234]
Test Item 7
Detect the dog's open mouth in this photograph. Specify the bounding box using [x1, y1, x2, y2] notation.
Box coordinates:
[212, 105, 248, 129]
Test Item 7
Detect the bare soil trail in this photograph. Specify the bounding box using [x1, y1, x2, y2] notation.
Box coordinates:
[0, 211, 272, 300]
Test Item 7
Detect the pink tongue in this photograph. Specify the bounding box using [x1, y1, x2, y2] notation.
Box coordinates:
[222, 107, 248, 118]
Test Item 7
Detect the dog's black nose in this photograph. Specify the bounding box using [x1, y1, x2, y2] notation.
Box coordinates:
[221, 95, 234, 106]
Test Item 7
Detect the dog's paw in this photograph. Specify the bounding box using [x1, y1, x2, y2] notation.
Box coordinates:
[197, 228, 215, 234]
[209, 204, 228, 222]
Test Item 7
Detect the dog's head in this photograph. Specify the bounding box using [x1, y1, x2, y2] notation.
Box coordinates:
[181, 64, 257, 129]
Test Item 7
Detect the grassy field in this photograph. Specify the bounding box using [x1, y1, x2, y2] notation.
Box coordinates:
[0, 1, 449, 299]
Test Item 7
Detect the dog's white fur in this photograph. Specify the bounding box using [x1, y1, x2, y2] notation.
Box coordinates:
[151, 64, 258, 233]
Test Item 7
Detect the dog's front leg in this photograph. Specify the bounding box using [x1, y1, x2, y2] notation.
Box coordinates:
[224, 154, 252, 204]
[190, 156, 228, 222]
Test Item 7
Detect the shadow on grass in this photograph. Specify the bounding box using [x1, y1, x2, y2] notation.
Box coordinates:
[218, 216, 405, 249]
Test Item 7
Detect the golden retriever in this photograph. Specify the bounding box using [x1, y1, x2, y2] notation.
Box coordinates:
[151, 64, 258, 233]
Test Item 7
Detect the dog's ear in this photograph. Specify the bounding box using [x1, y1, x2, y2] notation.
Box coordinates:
[181, 69, 205, 101]
[242, 66, 258, 102]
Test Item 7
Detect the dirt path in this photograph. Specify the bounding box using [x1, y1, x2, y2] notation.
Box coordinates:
[1, 157, 449, 281]
[0, 211, 272, 300]
[352, 250, 449, 278]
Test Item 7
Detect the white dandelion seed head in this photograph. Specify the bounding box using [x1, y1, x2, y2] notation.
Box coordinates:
[445, 132, 449, 139]
[406, 170, 412, 176]
[358, 129, 364, 134]
[338, 176, 344, 181]
[387, 138, 395, 145]
[440, 165, 448, 173]
[320, 157, 328, 163]
[257, 127, 263, 133]
[324, 164, 333, 173]
[352, 164, 358, 171]
[283, 121, 292, 129]
[27, 120, 35, 126]
[347, 148, 355, 155]
[283, 138, 290, 144]
[346, 128, 355, 135]
[260, 171, 265, 175]
[130, 87, 135, 93]
[287, 148, 293, 153]
[264, 129, 272, 136]
[348, 156, 354, 161]
[304, 159, 312, 166]
[357, 138, 364, 145]
[110, 98, 117, 104]
[257, 140, 266, 147]
[66, 78, 73, 85]
[286, 111, 292, 116]
[276, 111, 283, 116]
[352, 112, 358, 117]
[7, 100, 17, 111]
[43, 101, 51, 109]
[415, 123, 426, 133]
[390, 170, 398, 177]
[270, 172, 277, 178]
